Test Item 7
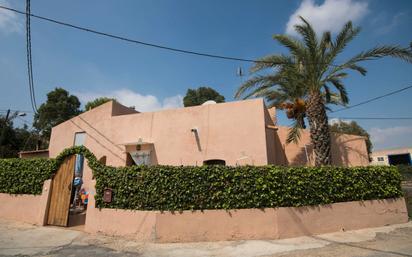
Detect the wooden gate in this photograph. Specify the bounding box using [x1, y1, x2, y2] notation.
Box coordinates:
[47, 155, 76, 226]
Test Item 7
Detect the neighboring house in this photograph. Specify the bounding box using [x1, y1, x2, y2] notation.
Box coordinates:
[48, 99, 369, 192]
[19, 149, 49, 159]
[371, 147, 412, 166]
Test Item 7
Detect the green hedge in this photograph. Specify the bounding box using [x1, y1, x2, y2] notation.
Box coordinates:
[94, 165, 403, 210]
[0, 158, 55, 194]
[0, 146, 100, 195]
[0, 146, 404, 210]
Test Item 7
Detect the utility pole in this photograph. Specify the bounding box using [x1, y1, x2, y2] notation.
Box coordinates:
[4, 109, 10, 122]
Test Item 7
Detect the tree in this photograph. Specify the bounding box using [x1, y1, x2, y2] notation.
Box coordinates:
[330, 120, 372, 156]
[15, 125, 43, 152]
[0, 115, 18, 158]
[235, 16, 412, 166]
[85, 97, 115, 111]
[183, 87, 225, 107]
[0, 116, 40, 158]
[33, 88, 81, 140]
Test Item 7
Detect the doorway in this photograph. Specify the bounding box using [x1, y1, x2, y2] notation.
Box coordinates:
[47, 155, 76, 226]
[47, 155, 88, 228]
[388, 153, 412, 166]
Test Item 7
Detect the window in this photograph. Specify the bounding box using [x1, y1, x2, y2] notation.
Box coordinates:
[73, 132, 86, 176]
[74, 132, 86, 146]
[377, 157, 384, 162]
[203, 159, 226, 166]
[128, 150, 151, 165]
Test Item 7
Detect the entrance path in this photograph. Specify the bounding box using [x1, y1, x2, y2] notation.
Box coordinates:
[1, 219, 412, 257]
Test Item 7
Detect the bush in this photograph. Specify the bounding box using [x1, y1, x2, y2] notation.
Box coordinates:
[0, 158, 55, 194]
[0, 146, 403, 210]
[0, 146, 99, 195]
[94, 165, 403, 211]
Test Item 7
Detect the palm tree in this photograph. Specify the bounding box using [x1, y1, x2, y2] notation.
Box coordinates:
[235, 17, 412, 166]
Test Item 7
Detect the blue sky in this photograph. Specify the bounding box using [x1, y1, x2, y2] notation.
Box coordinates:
[0, 0, 411, 150]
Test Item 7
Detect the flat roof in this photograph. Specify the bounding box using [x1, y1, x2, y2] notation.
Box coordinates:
[18, 149, 49, 155]
[371, 147, 412, 155]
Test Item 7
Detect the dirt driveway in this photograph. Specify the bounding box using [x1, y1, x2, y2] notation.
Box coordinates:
[1, 220, 412, 257]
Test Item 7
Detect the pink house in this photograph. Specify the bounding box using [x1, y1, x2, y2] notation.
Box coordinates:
[3, 99, 401, 242]
[48, 99, 368, 192]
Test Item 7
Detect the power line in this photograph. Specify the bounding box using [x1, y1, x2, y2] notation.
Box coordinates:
[331, 117, 412, 120]
[329, 85, 412, 113]
[0, 109, 34, 113]
[0, 4, 341, 66]
[25, 0, 37, 113]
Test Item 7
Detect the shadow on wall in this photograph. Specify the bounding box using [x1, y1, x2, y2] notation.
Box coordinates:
[275, 133, 289, 165]
[331, 134, 369, 166]
[290, 144, 314, 166]
[287, 134, 368, 167]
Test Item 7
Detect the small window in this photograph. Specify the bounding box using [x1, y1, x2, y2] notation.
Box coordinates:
[74, 132, 86, 146]
[73, 132, 86, 176]
[377, 157, 384, 162]
[203, 159, 226, 166]
[127, 150, 151, 166]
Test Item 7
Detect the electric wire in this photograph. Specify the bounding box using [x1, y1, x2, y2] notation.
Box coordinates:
[1, 5, 412, 121]
[330, 117, 412, 120]
[329, 84, 412, 113]
[0, 4, 342, 66]
[25, 0, 38, 113]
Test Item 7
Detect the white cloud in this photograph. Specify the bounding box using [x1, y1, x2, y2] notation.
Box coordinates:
[374, 12, 408, 35]
[286, 0, 368, 35]
[0, 0, 22, 34]
[369, 126, 412, 150]
[77, 88, 183, 112]
[329, 118, 352, 125]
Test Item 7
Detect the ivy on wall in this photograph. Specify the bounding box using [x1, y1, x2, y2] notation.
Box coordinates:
[94, 165, 403, 210]
[0, 158, 55, 194]
[0, 146, 99, 195]
[0, 146, 404, 211]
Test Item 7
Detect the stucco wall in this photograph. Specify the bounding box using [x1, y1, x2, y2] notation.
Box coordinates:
[49, 99, 269, 168]
[275, 126, 369, 166]
[84, 196, 407, 243]
[1, 179, 407, 242]
[48, 99, 271, 192]
[19, 150, 49, 159]
[0, 180, 51, 225]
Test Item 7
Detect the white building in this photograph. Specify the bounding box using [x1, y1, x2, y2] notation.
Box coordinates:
[371, 147, 412, 166]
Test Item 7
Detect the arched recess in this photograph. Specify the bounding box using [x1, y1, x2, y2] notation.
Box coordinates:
[99, 156, 107, 165]
[203, 159, 226, 166]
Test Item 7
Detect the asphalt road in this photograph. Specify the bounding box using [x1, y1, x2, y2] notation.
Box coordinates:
[1, 220, 412, 257]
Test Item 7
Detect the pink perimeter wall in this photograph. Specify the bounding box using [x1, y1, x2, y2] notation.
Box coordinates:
[0, 180, 51, 225]
[84, 195, 407, 243]
[0, 179, 407, 243]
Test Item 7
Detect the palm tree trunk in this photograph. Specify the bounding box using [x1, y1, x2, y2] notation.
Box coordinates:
[306, 91, 332, 166]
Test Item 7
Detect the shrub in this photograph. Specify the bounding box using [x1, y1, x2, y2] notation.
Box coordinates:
[94, 165, 403, 211]
[0, 158, 55, 194]
[0, 146, 403, 210]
